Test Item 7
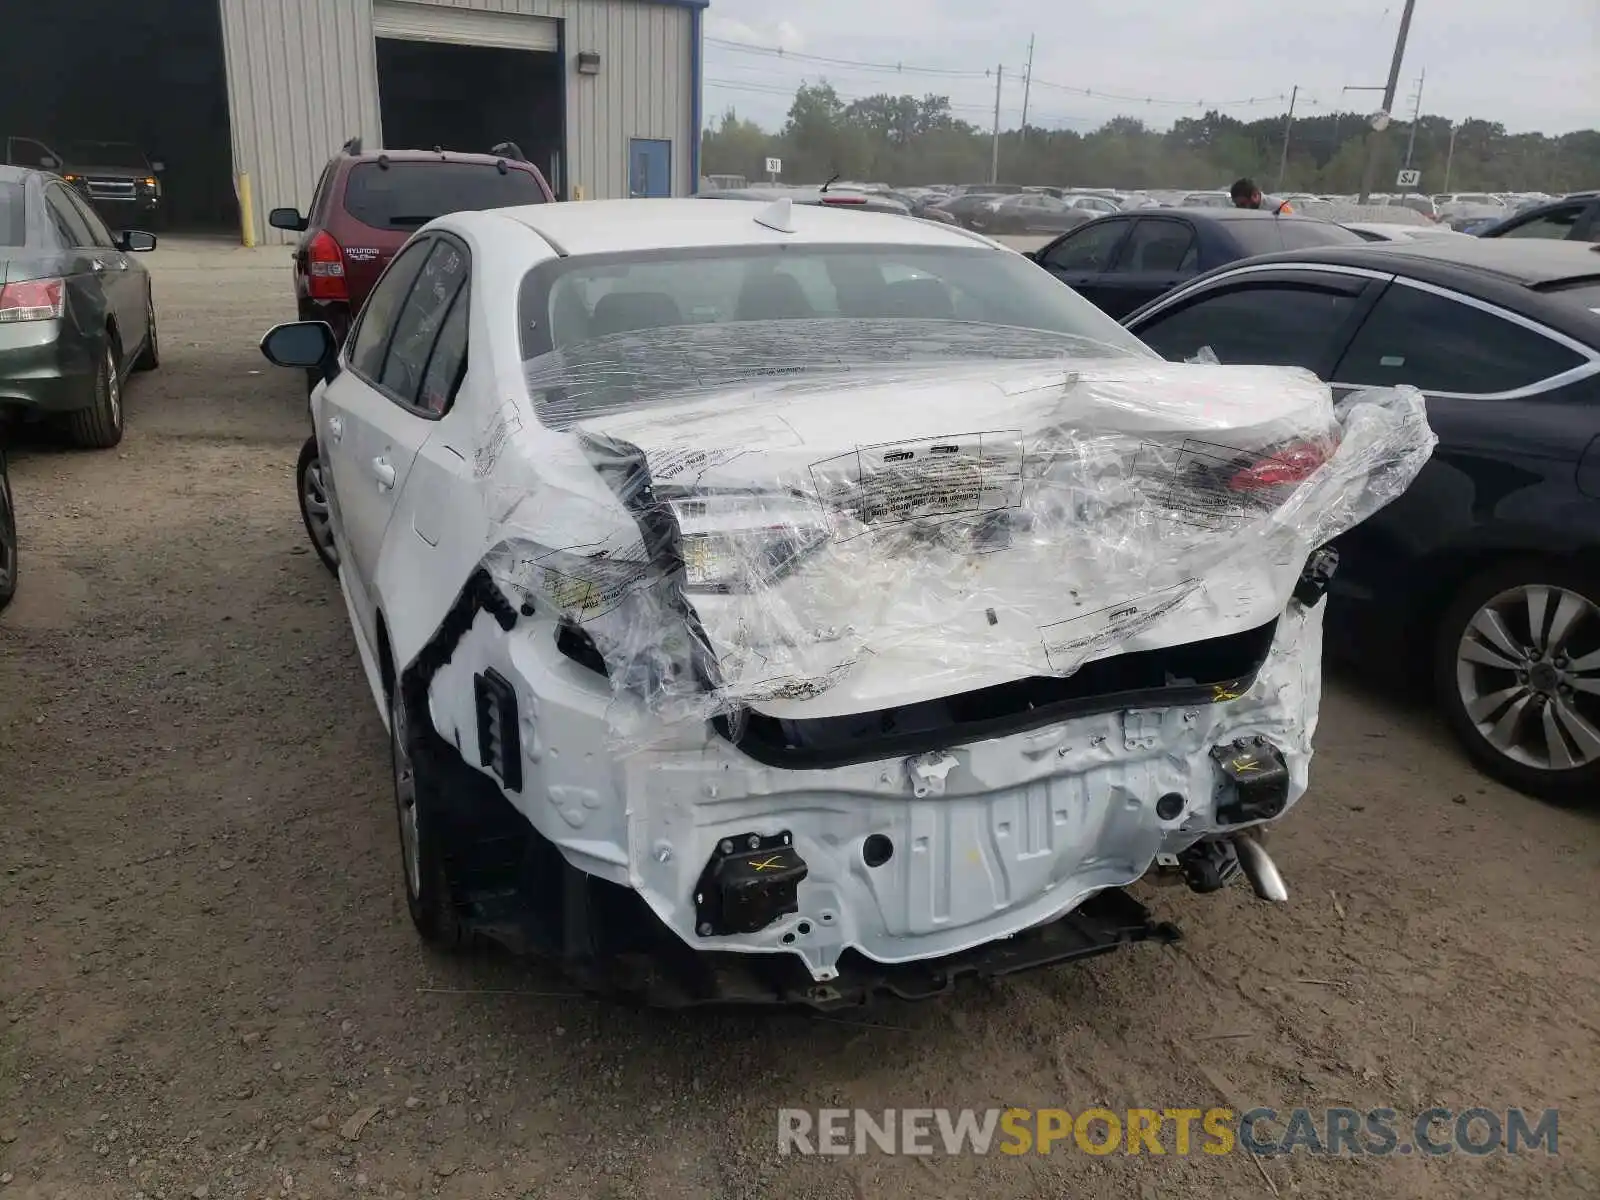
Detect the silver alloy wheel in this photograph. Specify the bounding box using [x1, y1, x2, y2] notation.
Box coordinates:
[301, 456, 338, 563]
[391, 688, 422, 899]
[105, 344, 121, 425]
[1455, 583, 1600, 771]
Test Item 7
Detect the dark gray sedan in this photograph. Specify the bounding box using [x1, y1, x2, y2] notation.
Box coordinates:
[967, 193, 1096, 236]
[0, 164, 158, 448]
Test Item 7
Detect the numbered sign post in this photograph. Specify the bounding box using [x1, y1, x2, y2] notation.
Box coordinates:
[1396, 168, 1422, 190]
[765, 156, 782, 182]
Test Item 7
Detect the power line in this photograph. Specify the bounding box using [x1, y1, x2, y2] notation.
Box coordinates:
[705, 37, 991, 79]
[705, 34, 1292, 110]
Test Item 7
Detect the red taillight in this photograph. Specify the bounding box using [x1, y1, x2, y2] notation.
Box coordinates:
[0, 278, 65, 323]
[305, 230, 348, 301]
[820, 195, 867, 205]
[1228, 441, 1332, 491]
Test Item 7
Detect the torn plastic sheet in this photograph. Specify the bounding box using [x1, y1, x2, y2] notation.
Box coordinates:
[475, 325, 1435, 747]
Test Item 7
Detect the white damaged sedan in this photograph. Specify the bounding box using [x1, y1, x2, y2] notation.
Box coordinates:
[260, 197, 1434, 1007]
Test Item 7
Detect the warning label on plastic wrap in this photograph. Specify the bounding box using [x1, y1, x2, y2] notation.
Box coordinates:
[1039, 578, 1200, 671]
[1135, 438, 1270, 531]
[809, 431, 1026, 539]
[500, 539, 651, 620]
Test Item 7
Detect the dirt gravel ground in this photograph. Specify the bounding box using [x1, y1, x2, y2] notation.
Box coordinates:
[1, 239, 1597, 1200]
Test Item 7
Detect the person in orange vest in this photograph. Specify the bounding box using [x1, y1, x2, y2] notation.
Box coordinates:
[1231, 177, 1294, 214]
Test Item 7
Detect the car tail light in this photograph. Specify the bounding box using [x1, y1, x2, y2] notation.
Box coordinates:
[305, 230, 347, 301]
[1228, 441, 1333, 491]
[0, 278, 65, 323]
[820, 195, 866, 205]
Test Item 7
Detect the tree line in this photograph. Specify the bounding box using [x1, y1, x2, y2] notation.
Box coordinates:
[701, 83, 1600, 194]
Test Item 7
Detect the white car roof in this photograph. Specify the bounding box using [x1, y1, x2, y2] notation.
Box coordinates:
[481, 197, 993, 256]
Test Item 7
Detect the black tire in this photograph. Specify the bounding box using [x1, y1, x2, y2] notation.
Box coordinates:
[295, 435, 339, 575]
[1434, 558, 1600, 804]
[390, 683, 470, 949]
[134, 285, 159, 371]
[0, 455, 17, 612]
[65, 337, 124, 450]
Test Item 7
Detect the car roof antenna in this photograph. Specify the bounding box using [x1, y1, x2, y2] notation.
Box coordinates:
[491, 141, 526, 163]
[754, 196, 796, 234]
[821, 172, 841, 194]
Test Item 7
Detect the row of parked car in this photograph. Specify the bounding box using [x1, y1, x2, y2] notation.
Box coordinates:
[0, 159, 165, 612]
[250, 170, 1597, 1006]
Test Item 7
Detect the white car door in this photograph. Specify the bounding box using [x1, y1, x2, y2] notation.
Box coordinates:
[323, 236, 463, 649]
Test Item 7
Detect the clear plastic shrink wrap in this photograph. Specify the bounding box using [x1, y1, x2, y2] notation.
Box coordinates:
[469, 323, 1435, 748]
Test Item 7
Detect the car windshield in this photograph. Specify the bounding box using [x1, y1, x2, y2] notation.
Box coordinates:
[342, 161, 546, 230]
[0, 182, 25, 245]
[64, 142, 149, 168]
[1225, 218, 1365, 255]
[518, 244, 1155, 426]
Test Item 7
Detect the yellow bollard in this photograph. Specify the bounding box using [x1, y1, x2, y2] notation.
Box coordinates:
[238, 172, 257, 247]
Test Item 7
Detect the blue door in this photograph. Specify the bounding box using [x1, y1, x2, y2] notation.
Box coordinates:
[628, 138, 672, 198]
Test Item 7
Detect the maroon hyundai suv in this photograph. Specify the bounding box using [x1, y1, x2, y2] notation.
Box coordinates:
[267, 138, 553, 347]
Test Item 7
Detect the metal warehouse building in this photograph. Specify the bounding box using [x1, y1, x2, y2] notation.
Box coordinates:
[2, 0, 706, 243]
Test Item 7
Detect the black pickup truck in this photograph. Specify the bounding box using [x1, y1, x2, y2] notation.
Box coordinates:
[4, 136, 165, 228]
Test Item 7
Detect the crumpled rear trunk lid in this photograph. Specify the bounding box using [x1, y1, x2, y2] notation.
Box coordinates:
[481, 354, 1434, 738]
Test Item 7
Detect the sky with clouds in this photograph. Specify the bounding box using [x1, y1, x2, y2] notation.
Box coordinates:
[702, 0, 1598, 136]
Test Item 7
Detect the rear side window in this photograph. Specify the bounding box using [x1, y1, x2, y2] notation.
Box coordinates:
[1494, 204, 1585, 240]
[1335, 283, 1586, 394]
[0, 182, 25, 245]
[1134, 284, 1360, 369]
[341, 161, 546, 231]
[1226, 219, 1364, 256]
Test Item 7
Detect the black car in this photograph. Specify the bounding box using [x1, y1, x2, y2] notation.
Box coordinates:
[0, 165, 159, 448]
[0, 446, 15, 611]
[1477, 193, 1600, 242]
[968, 193, 1095, 236]
[1122, 238, 1600, 801]
[1025, 207, 1365, 319]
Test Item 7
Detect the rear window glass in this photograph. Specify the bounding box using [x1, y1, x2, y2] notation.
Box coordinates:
[1226, 218, 1365, 256]
[0, 182, 24, 245]
[342, 161, 545, 230]
[1538, 279, 1600, 314]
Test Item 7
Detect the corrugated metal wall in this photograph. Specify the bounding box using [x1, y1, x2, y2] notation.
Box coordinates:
[218, 0, 696, 244]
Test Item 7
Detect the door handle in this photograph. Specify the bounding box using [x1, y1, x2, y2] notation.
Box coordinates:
[91, 259, 107, 272]
[327, 416, 343, 443]
[371, 457, 396, 490]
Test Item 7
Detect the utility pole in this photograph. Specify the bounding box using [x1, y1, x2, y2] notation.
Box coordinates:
[1019, 36, 1035, 147]
[1403, 67, 1426, 169]
[1358, 0, 1417, 204]
[990, 63, 1003, 183]
[1443, 121, 1459, 191]
[1275, 85, 1299, 191]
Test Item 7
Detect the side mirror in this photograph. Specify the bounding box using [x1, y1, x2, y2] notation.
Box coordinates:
[150, 160, 165, 173]
[40, 155, 59, 170]
[117, 230, 158, 252]
[268, 207, 308, 232]
[260, 321, 340, 382]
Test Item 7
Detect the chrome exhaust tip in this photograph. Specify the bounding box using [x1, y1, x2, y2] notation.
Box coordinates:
[1233, 833, 1288, 903]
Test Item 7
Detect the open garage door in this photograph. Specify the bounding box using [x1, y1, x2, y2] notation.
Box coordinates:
[373, 3, 565, 198]
[371, 2, 558, 53]
[0, 0, 234, 233]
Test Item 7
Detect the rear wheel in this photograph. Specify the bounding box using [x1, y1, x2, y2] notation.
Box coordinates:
[390, 683, 468, 949]
[1435, 560, 1600, 803]
[0, 455, 17, 611]
[134, 286, 159, 371]
[65, 338, 124, 450]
